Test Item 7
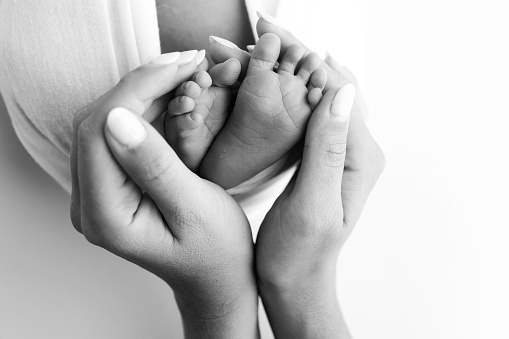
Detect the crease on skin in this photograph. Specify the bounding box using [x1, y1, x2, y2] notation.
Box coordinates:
[278, 79, 308, 131]
[228, 121, 266, 149]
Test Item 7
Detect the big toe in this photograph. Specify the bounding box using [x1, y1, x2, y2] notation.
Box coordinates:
[209, 58, 242, 87]
[256, 13, 341, 90]
[247, 33, 281, 76]
[209, 36, 251, 80]
[256, 13, 303, 53]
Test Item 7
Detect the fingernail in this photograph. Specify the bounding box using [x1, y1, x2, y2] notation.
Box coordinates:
[209, 36, 242, 50]
[256, 11, 284, 29]
[149, 52, 180, 65]
[195, 49, 206, 65]
[246, 45, 255, 53]
[331, 84, 355, 119]
[177, 50, 198, 66]
[107, 107, 147, 148]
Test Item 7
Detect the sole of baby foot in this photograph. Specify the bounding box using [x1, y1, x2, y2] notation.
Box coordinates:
[200, 33, 327, 189]
[166, 62, 240, 172]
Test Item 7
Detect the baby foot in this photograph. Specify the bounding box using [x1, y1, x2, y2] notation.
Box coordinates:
[200, 33, 327, 189]
[166, 58, 241, 172]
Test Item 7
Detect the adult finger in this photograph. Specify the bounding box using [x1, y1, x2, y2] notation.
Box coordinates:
[324, 54, 370, 120]
[104, 107, 205, 239]
[293, 85, 355, 210]
[324, 56, 385, 228]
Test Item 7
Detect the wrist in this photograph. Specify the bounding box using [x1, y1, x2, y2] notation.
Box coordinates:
[258, 264, 350, 339]
[175, 279, 260, 339]
[256, 253, 338, 294]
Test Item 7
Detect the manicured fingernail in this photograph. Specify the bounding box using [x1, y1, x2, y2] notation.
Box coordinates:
[178, 50, 198, 66]
[256, 11, 284, 29]
[195, 49, 206, 65]
[107, 107, 147, 148]
[209, 36, 242, 50]
[331, 84, 355, 119]
[149, 52, 180, 65]
[246, 45, 255, 53]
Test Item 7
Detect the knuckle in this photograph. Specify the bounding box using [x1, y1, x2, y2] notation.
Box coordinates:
[79, 215, 105, 247]
[118, 70, 137, 88]
[320, 139, 347, 168]
[140, 150, 176, 185]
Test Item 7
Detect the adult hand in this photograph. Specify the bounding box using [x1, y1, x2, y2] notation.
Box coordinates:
[256, 60, 385, 339]
[255, 85, 357, 339]
[70, 51, 259, 339]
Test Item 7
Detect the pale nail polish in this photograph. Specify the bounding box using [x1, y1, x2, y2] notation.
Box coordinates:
[107, 107, 147, 148]
[331, 84, 355, 119]
[256, 11, 284, 29]
[209, 36, 242, 50]
[177, 50, 198, 66]
[195, 49, 206, 65]
[149, 52, 180, 65]
[246, 45, 255, 53]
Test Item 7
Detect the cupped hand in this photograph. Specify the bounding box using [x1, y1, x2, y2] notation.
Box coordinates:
[256, 82, 383, 338]
[70, 52, 259, 338]
[256, 85, 354, 286]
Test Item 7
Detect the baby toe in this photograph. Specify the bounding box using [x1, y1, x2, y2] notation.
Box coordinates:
[308, 68, 328, 91]
[277, 44, 305, 76]
[209, 58, 242, 87]
[176, 81, 202, 99]
[168, 95, 196, 117]
[247, 33, 281, 76]
[192, 70, 213, 89]
[296, 52, 322, 83]
[307, 87, 323, 110]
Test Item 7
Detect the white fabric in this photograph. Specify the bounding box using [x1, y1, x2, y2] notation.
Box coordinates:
[0, 0, 289, 230]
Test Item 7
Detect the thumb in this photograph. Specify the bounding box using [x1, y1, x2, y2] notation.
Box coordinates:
[293, 85, 355, 205]
[104, 107, 203, 230]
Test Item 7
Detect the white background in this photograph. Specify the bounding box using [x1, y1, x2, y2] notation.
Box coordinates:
[1, 0, 509, 338]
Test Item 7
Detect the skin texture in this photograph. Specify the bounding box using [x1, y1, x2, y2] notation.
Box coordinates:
[200, 33, 326, 189]
[165, 59, 242, 172]
[257, 88, 353, 339]
[209, 17, 386, 231]
[167, 35, 326, 186]
[70, 57, 259, 339]
[209, 18, 385, 338]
